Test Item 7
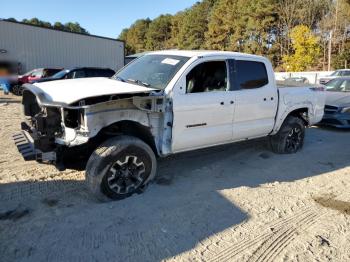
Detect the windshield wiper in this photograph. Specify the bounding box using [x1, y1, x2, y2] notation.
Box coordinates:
[115, 76, 126, 82]
[127, 78, 151, 87]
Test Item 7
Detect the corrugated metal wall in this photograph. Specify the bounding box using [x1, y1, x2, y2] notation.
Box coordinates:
[0, 20, 124, 73]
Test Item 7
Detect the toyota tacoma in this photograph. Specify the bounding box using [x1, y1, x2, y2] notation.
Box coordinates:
[14, 51, 326, 200]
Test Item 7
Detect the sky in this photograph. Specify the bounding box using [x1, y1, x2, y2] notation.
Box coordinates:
[2, 0, 198, 38]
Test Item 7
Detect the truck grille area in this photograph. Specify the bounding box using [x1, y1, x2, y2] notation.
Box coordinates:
[324, 105, 339, 114]
[22, 89, 41, 117]
[21, 90, 63, 152]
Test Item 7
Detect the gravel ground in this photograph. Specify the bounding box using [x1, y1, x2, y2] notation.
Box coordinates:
[0, 93, 350, 262]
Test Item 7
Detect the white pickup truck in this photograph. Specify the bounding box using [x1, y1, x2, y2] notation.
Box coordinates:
[15, 51, 325, 200]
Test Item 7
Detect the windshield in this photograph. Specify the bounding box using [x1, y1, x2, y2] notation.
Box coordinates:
[330, 71, 341, 76]
[23, 69, 36, 76]
[113, 55, 190, 89]
[325, 79, 350, 92]
[52, 70, 69, 79]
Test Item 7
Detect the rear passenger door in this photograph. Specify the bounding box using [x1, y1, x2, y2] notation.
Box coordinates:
[231, 59, 278, 140]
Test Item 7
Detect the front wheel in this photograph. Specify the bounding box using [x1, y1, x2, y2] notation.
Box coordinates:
[12, 85, 23, 96]
[86, 135, 157, 201]
[269, 116, 305, 154]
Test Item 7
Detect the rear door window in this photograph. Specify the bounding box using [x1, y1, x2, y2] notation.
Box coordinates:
[73, 69, 85, 78]
[31, 69, 44, 77]
[236, 60, 268, 89]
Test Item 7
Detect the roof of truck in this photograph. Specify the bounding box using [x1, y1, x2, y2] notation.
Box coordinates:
[149, 50, 265, 59]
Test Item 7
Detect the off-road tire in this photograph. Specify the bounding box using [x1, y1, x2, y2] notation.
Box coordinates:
[269, 116, 305, 154]
[86, 135, 157, 201]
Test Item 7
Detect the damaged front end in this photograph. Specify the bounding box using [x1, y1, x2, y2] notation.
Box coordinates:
[14, 89, 63, 163]
[14, 83, 168, 168]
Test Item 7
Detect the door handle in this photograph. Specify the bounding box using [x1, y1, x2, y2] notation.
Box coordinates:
[230, 101, 234, 104]
[220, 102, 224, 105]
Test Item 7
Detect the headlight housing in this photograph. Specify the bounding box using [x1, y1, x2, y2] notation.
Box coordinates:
[341, 107, 350, 113]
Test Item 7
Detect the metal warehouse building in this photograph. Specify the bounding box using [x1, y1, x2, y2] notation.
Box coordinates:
[0, 19, 124, 73]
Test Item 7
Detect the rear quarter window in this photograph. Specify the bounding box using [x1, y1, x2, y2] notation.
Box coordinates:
[236, 60, 268, 89]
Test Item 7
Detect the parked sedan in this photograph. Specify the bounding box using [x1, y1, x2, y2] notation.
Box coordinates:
[30, 67, 115, 83]
[12, 68, 62, 95]
[319, 69, 350, 85]
[321, 77, 350, 128]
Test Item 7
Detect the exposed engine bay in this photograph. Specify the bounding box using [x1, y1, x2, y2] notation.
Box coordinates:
[18, 85, 171, 166]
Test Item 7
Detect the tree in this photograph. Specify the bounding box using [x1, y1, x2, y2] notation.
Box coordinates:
[232, 0, 276, 54]
[126, 19, 151, 53]
[176, 0, 215, 49]
[282, 25, 320, 71]
[205, 0, 239, 50]
[145, 15, 172, 50]
[6, 17, 89, 34]
[63, 22, 89, 34]
[118, 28, 134, 55]
[333, 42, 350, 69]
[167, 11, 187, 49]
[53, 22, 65, 31]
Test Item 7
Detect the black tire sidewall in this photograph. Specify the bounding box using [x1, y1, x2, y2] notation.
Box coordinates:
[280, 120, 305, 153]
[86, 136, 157, 201]
[270, 116, 305, 154]
[100, 145, 153, 200]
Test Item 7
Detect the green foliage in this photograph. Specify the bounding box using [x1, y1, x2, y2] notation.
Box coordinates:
[282, 25, 320, 71]
[118, 19, 151, 54]
[205, 0, 238, 50]
[333, 43, 350, 69]
[145, 15, 172, 50]
[205, 0, 276, 53]
[6, 17, 89, 34]
[176, 0, 215, 49]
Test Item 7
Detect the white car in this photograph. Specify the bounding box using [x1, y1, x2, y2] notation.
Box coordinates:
[15, 50, 326, 200]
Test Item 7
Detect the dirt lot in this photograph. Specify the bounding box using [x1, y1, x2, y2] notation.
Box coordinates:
[0, 93, 350, 262]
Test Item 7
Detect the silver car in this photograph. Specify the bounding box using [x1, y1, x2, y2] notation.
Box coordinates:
[321, 77, 350, 128]
[319, 69, 350, 85]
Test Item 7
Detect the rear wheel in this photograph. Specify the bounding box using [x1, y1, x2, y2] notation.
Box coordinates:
[269, 116, 305, 154]
[86, 135, 157, 201]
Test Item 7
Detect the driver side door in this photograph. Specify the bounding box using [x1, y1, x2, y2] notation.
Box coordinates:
[171, 59, 235, 153]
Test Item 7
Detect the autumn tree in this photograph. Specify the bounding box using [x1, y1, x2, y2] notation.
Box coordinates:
[282, 25, 320, 71]
[167, 11, 188, 49]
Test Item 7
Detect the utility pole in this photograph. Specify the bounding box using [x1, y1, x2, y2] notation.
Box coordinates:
[328, 31, 332, 71]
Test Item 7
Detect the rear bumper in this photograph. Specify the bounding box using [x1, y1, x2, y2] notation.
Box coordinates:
[13, 130, 57, 162]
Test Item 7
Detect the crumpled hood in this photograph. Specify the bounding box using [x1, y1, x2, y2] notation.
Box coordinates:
[29, 77, 157, 105]
[325, 92, 350, 107]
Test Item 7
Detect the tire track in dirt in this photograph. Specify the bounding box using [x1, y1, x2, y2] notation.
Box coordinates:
[247, 211, 322, 262]
[206, 208, 322, 262]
